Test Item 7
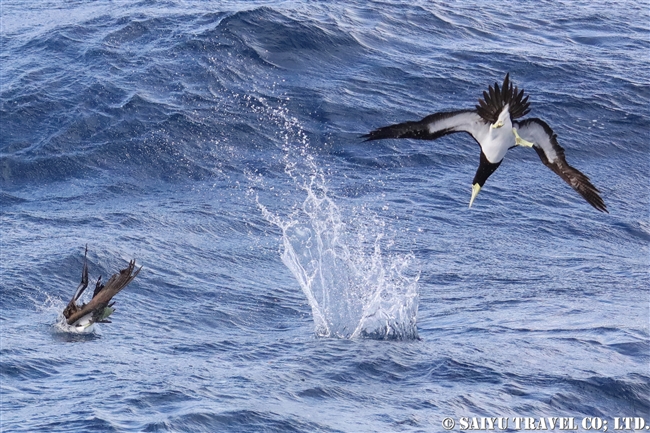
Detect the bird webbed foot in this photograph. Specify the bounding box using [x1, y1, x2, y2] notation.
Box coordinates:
[512, 128, 534, 147]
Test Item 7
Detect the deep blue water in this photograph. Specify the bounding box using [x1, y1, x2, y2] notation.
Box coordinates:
[1, 1, 649, 432]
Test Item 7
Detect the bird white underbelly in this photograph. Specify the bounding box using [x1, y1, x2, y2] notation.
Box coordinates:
[60, 313, 97, 333]
[54, 317, 98, 334]
[481, 128, 515, 163]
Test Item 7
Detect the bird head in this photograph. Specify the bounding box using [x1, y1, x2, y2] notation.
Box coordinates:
[469, 152, 502, 208]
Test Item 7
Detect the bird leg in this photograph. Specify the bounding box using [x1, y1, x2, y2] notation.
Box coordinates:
[512, 128, 534, 147]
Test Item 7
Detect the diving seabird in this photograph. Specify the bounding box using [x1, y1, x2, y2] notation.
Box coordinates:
[362, 73, 607, 212]
[63, 246, 141, 332]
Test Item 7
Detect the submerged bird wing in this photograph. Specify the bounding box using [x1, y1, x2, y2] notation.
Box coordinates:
[514, 118, 608, 213]
[66, 259, 142, 325]
[361, 110, 486, 143]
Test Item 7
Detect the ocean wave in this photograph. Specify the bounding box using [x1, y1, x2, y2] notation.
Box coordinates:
[2, 4, 648, 189]
[2, 3, 648, 432]
[143, 409, 337, 433]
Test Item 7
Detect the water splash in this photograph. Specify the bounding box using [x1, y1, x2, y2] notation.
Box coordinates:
[252, 97, 419, 339]
[30, 287, 101, 335]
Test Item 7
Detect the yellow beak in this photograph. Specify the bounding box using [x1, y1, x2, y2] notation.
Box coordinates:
[469, 183, 481, 208]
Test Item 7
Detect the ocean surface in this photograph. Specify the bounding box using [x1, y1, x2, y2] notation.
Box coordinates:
[1, 1, 649, 432]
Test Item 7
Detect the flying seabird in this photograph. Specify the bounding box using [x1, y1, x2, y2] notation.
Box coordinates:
[362, 73, 607, 212]
[62, 246, 141, 332]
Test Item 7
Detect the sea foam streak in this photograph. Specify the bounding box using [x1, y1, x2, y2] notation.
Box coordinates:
[252, 97, 419, 339]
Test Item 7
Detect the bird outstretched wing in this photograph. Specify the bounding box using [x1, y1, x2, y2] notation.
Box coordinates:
[362, 110, 486, 144]
[514, 118, 608, 213]
[64, 256, 142, 326]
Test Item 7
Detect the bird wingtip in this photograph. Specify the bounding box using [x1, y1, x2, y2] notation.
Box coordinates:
[360, 133, 374, 142]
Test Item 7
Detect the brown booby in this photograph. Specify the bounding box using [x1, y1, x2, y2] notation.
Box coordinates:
[63, 246, 141, 332]
[362, 73, 607, 212]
